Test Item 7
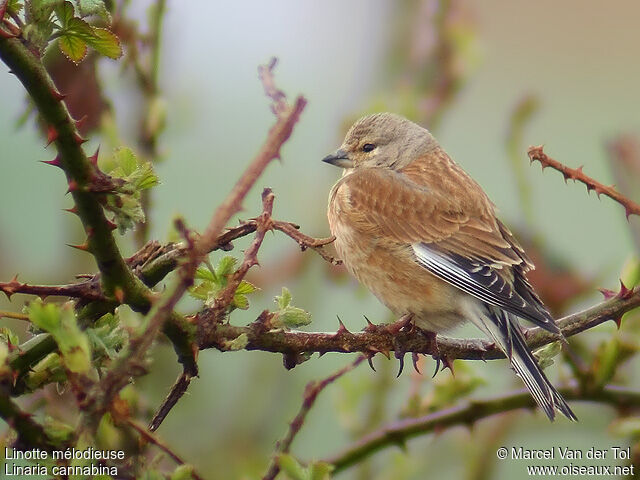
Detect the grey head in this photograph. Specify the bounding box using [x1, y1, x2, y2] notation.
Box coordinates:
[322, 113, 439, 171]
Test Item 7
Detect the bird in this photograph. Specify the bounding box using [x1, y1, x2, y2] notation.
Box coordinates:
[322, 112, 576, 421]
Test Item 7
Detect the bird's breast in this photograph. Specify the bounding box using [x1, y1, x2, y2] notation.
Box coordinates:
[327, 181, 463, 331]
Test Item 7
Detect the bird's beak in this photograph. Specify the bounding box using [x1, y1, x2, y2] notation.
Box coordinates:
[322, 149, 354, 169]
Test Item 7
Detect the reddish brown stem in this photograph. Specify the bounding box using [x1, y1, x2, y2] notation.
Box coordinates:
[528, 145, 640, 219]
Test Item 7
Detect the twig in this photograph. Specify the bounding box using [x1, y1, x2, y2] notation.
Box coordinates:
[213, 188, 275, 312]
[0, 276, 105, 302]
[258, 57, 288, 118]
[149, 371, 193, 432]
[196, 285, 640, 359]
[123, 417, 205, 480]
[91, 59, 306, 423]
[150, 189, 276, 432]
[324, 383, 640, 474]
[528, 145, 640, 219]
[272, 220, 340, 265]
[0, 310, 28, 321]
[262, 355, 367, 480]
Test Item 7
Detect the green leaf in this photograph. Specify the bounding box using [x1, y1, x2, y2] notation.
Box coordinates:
[278, 454, 308, 480]
[28, 301, 92, 373]
[43, 416, 75, 446]
[28, 0, 63, 22]
[0, 327, 19, 348]
[84, 27, 122, 59]
[533, 341, 561, 370]
[101, 147, 159, 233]
[58, 33, 88, 63]
[309, 462, 334, 480]
[53, 0, 74, 26]
[171, 465, 196, 480]
[276, 287, 293, 309]
[195, 266, 216, 282]
[272, 288, 312, 329]
[77, 0, 110, 21]
[216, 256, 237, 279]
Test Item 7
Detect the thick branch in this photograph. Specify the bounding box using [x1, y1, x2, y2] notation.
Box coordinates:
[324, 384, 640, 474]
[196, 288, 640, 360]
[528, 145, 640, 219]
[0, 36, 150, 306]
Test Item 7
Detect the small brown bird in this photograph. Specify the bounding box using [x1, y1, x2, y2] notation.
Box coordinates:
[323, 113, 576, 421]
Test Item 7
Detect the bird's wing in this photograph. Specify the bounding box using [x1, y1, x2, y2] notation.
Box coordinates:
[338, 164, 557, 331]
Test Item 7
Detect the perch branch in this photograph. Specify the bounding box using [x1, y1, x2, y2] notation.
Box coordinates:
[196, 286, 640, 359]
[324, 384, 640, 474]
[262, 355, 367, 480]
[528, 145, 640, 219]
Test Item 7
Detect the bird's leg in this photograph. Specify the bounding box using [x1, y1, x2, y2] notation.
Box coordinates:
[387, 313, 414, 377]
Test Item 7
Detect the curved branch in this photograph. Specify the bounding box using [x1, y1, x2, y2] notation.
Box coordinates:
[196, 288, 640, 360]
[324, 384, 640, 474]
[528, 145, 640, 219]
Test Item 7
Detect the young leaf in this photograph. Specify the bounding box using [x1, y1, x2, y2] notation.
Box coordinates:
[28, 301, 92, 373]
[58, 33, 88, 63]
[77, 0, 110, 21]
[272, 288, 312, 329]
[84, 27, 122, 59]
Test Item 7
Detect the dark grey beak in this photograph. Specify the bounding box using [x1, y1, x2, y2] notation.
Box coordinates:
[322, 149, 354, 168]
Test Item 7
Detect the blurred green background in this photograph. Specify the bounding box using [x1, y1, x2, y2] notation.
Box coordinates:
[1, 0, 640, 478]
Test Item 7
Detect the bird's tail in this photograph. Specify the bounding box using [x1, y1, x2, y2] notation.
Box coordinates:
[468, 303, 577, 421]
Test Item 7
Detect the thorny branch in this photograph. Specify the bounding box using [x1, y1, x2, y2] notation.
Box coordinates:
[324, 384, 640, 474]
[262, 355, 367, 480]
[196, 284, 640, 360]
[528, 145, 640, 219]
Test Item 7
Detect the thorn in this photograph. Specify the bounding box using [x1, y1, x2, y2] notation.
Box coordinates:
[106, 219, 117, 231]
[395, 350, 405, 378]
[113, 287, 125, 303]
[618, 279, 634, 299]
[611, 316, 622, 329]
[336, 316, 350, 335]
[74, 115, 88, 129]
[63, 206, 79, 215]
[363, 315, 377, 333]
[380, 350, 391, 360]
[73, 131, 88, 145]
[50, 88, 66, 101]
[432, 357, 441, 378]
[412, 352, 421, 374]
[441, 356, 455, 377]
[45, 125, 58, 147]
[625, 207, 634, 220]
[41, 155, 62, 168]
[67, 242, 89, 252]
[66, 180, 79, 193]
[88, 146, 100, 166]
[367, 354, 376, 372]
[598, 287, 616, 300]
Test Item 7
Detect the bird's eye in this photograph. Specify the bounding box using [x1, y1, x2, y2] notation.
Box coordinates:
[362, 143, 376, 152]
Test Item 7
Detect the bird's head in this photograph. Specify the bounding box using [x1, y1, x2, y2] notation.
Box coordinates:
[322, 112, 438, 172]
